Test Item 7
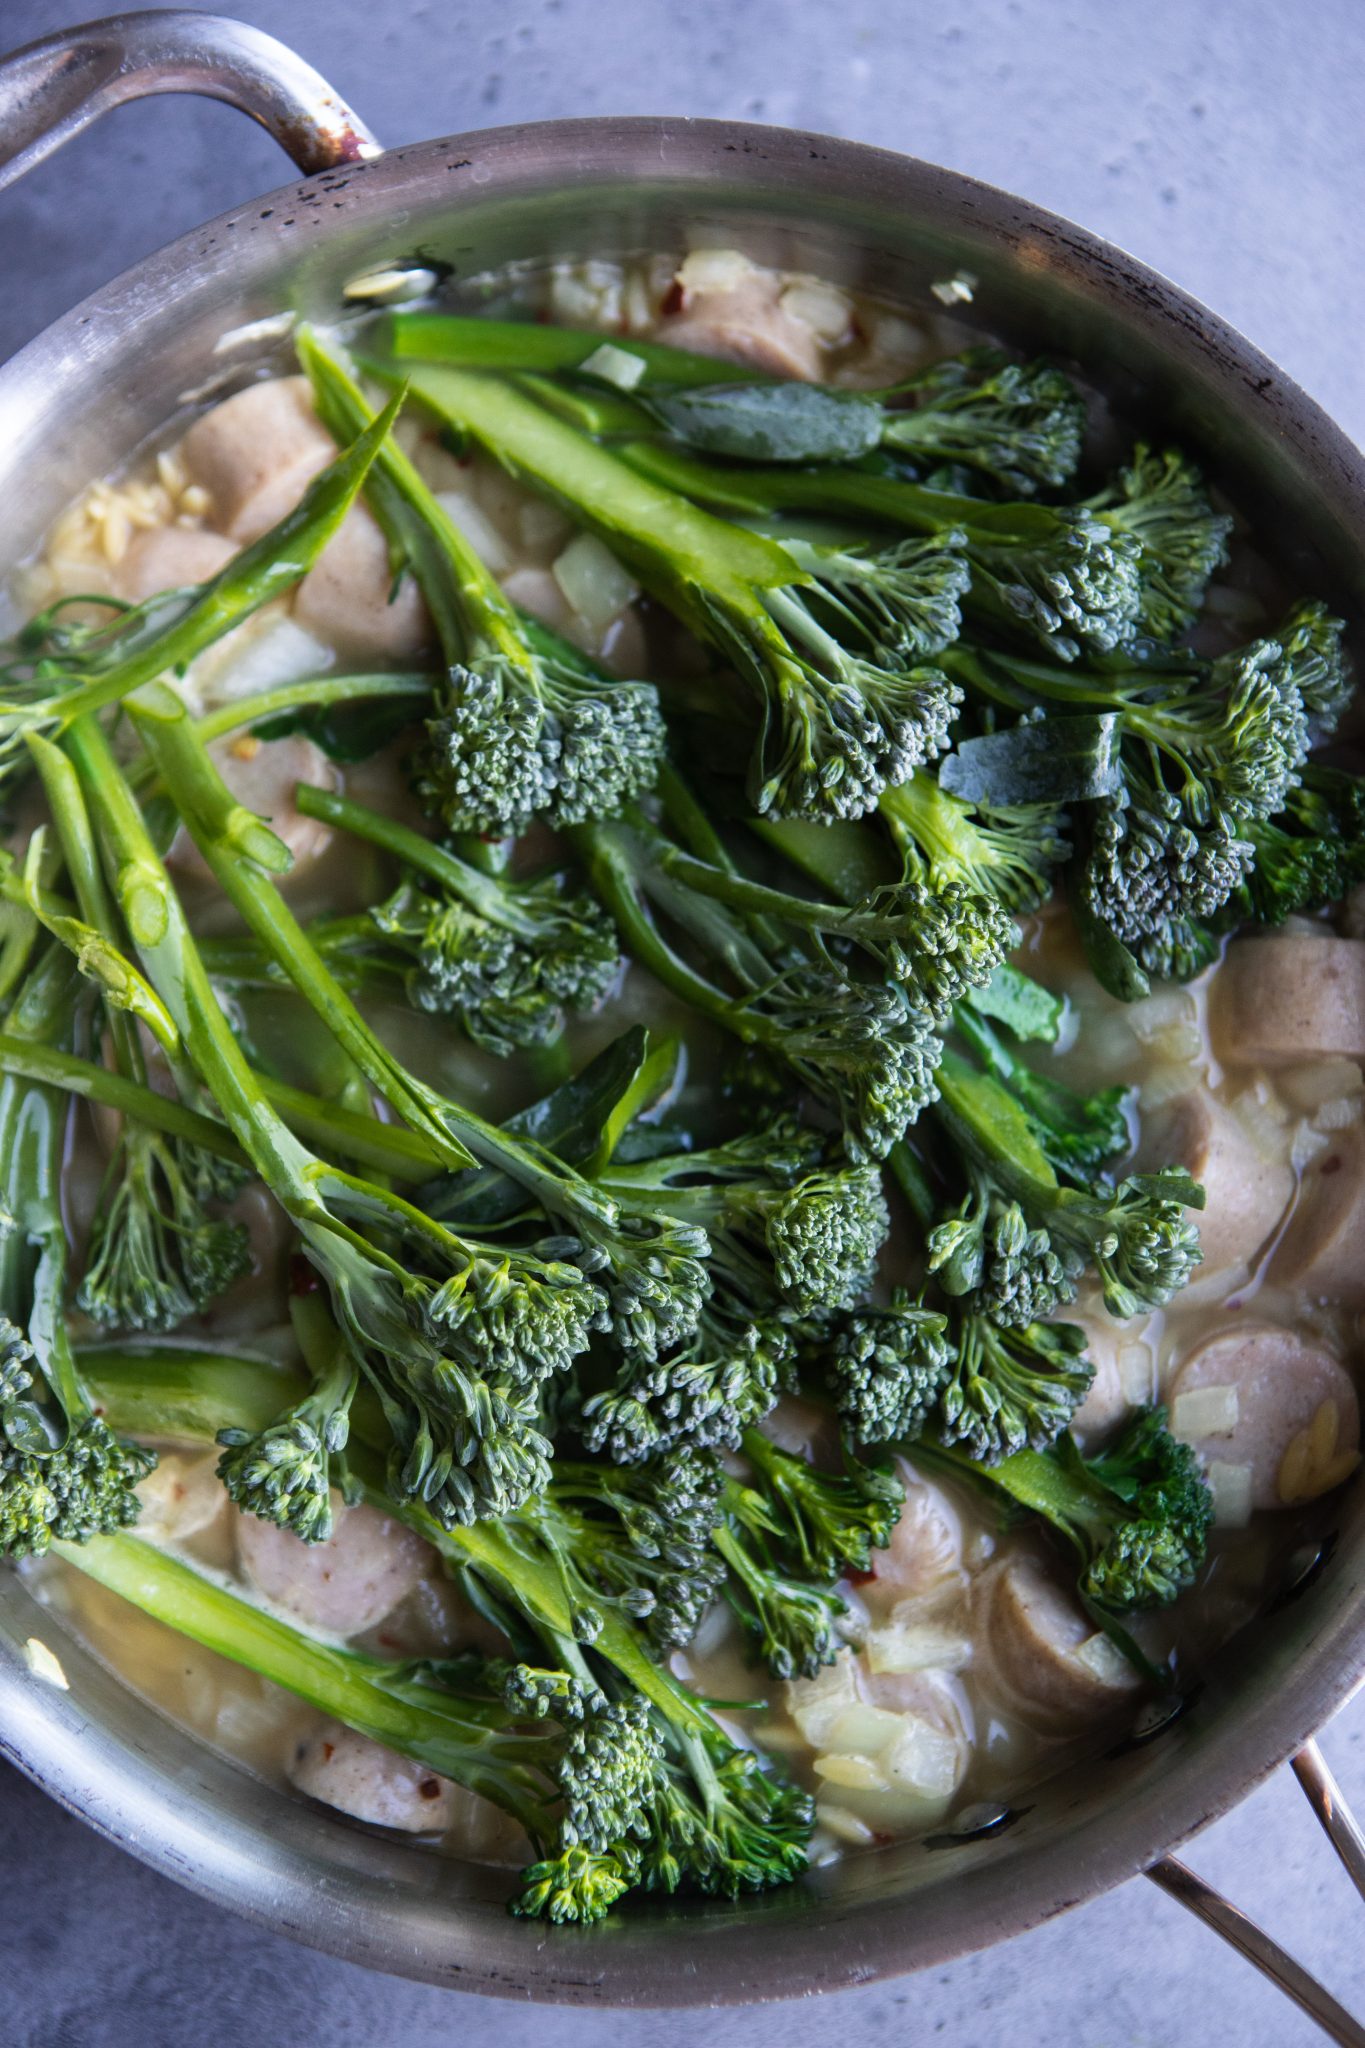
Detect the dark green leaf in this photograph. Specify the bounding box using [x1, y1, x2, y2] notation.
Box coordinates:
[421, 1028, 671, 1225]
[646, 383, 885, 465]
[253, 691, 427, 765]
[1069, 874, 1152, 1004]
[939, 714, 1122, 806]
[966, 966, 1066, 1043]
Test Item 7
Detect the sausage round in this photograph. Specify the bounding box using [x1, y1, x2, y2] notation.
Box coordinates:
[974, 1553, 1141, 1730]
[236, 1498, 430, 1636]
[1169, 1322, 1359, 1509]
[181, 377, 335, 544]
[1211, 935, 1365, 1068]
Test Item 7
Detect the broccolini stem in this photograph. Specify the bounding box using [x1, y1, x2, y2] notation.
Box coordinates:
[570, 823, 750, 1027]
[125, 673, 435, 795]
[125, 684, 474, 1175]
[385, 309, 773, 388]
[193, 673, 432, 747]
[293, 783, 542, 937]
[379, 361, 797, 609]
[0, 1035, 441, 1184]
[80, 1344, 717, 1742]
[27, 731, 148, 1092]
[55, 1531, 556, 1839]
[63, 715, 331, 1216]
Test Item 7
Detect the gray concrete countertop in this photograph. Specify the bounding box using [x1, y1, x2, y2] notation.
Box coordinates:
[1, 1, 1363, 2041]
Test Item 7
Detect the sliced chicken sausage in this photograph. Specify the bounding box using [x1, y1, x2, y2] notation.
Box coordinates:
[293, 503, 433, 664]
[974, 1554, 1141, 1730]
[180, 377, 335, 544]
[1269, 1122, 1365, 1306]
[1211, 935, 1365, 1067]
[1139, 1088, 1294, 1275]
[289, 1720, 455, 1832]
[657, 266, 826, 382]
[114, 524, 236, 604]
[236, 1498, 430, 1636]
[1169, 1323, 1360, 1509]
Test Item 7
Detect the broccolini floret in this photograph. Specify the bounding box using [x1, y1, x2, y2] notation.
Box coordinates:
[829, 1287, 1095, 1463]
[0, 956, 153, 1558]
[301, 332, 665, 838]
[879, 766, 1070, 915]
[375, 360, 971, 821]
[576, 784, 1013, 1160]
[920, 1405, 1214, 1615]
[78, 1126, 250, 1335]
[293, 782, 619, 1056]
[624, 346, 1084, 496]
[1084, 444, 1232, 643]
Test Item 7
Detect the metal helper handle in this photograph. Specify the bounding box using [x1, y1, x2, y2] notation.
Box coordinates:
[1147, 1742, 1365, 2046]
[0, 9, 381, 193]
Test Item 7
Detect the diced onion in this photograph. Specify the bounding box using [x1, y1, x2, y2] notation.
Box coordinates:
[1206, 1460, 1254, 1528]
[1277, 1058, 1365, 1115]
[882, 1716, 964, 1798]
[1314, 1096, 1364, 1133]
[578, 341, 648, 391]
[1127, 988, 1196, 1047]
[188, 614, 335, 714]
[815, 1802, 877, 1847]
[552, 533, 640, 630]
[1073, 1633, 1135, 1684]
[785, 1651, 860, 1747]
[1171, 1385, 1240, 1438]
[865, 1621, 972, 1675]
[780, 281, 853, 344]
[1118, 1342, 1155, 1404]
[813, 1752, 888, 1792]
[825, 1702, 904, 1758]
[1230, 1083, 1291, 1165]
[677, 248, 755, 295]
[23, 1638, 68, 1691]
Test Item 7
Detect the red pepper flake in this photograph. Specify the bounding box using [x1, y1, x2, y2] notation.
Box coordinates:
[1321, 1154, 1343, 1177]
[322, 1741, 335, 1762]
[845, 1565, 878, 1586]
[661, 280, 685, 317]
[419, 1778, 442, 1800]
[377, 1632, 400, 1650]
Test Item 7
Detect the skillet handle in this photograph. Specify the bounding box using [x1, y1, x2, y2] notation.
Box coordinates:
[1146, 1741, 1365, 2047]
[0, 9, 381, 194]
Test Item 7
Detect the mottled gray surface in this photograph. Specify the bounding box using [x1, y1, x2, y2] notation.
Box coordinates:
[1, 0, 1363, 2042]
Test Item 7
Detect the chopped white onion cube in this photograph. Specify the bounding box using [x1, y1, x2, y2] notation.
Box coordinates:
[578, 342, 648, 391]
[866, 1622, 972, 1675]
[1172, 1385, 1240, 1439]
[813, 1752, 888, 1792]
[552, 533, 639, 630]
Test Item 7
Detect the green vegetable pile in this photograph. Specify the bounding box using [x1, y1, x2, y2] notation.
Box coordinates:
[0, 288, 1356, 1927]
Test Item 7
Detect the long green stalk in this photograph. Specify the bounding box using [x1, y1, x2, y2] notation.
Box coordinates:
[79, 1345, 715, 1739]
[126, 682, 639, 1222]
[55, 1529, 554, 1837]
[0, 1034, 443, 1184]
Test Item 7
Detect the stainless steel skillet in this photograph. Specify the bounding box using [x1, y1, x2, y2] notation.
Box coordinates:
[0, 11, 1363, 2034]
